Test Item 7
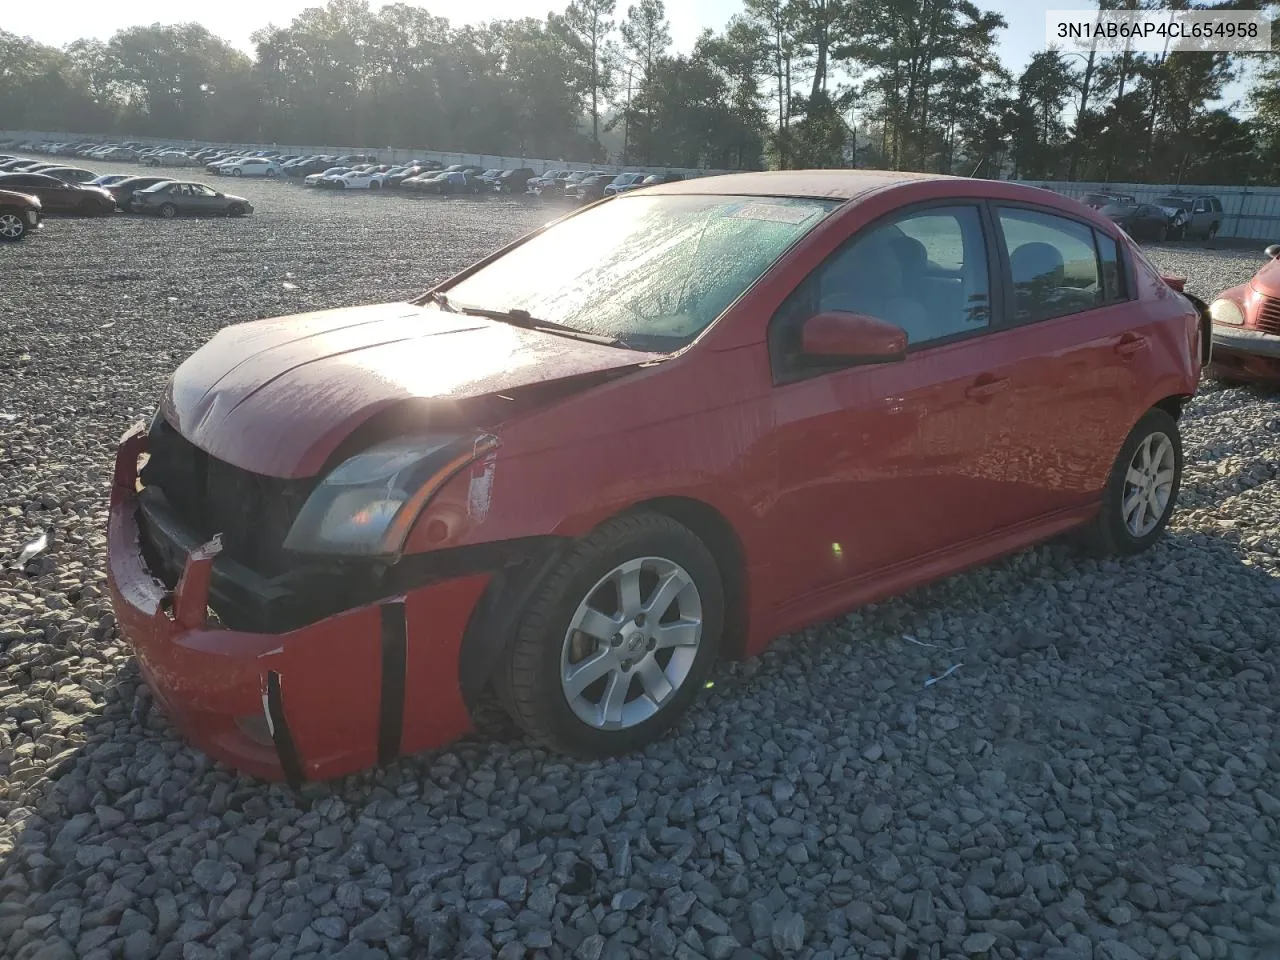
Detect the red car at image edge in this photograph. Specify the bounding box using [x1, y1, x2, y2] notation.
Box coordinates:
[1207, 242, 1280, 384]
[107, 170, 1208, 783]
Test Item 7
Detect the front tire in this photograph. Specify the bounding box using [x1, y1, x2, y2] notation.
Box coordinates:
[227, 203, 246, 217]
[231, 168, 242, 177]
[496, 512, 724, 757]
[0, 210, 28, 241]
[1082, 408, 1182, 556]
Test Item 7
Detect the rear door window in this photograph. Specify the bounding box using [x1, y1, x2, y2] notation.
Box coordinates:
[996, 208, 1103, 324]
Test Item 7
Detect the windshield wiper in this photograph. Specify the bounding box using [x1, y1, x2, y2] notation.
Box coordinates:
[456, 304, 629, 348]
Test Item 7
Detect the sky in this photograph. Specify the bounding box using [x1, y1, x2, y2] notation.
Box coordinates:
[2, 0, 1252, 109]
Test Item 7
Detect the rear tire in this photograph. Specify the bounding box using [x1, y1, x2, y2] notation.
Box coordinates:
[159, 203, 177, 219]
[1080, 408, 1182, 557]
[0, 210, 28, 241]
[1207, 222, 1219, 240]
[495, 512, 724, 758]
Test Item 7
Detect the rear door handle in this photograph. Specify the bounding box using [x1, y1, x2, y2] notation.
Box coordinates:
[965, 375, 1009, 401]
[1115, 333, 1148, 357]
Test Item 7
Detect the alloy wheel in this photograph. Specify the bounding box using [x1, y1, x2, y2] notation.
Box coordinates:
[0, 213, 25, 239]
[560, 556, 702, 730]
[1122, 432, 1175, 538]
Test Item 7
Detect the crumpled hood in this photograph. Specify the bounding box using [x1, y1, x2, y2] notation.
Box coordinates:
[1251, 256, 1280, 299]
[161, 302, 658, 478]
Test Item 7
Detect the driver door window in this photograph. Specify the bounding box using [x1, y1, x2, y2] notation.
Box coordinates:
[770, 205, 992, 380]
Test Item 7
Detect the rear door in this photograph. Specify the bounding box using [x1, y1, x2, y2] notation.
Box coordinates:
[981, 204, 1155, 521]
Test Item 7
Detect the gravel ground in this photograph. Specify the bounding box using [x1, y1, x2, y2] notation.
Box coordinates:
[2, 167, 1279, 960]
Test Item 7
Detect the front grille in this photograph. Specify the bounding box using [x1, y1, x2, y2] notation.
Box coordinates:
[1257, 296, 1280, 336]
[141, 417, 318, 576]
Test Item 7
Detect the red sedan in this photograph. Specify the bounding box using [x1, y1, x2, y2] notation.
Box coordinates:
[107, 171, 1206, 783]
[1207, 243, 1280, 384]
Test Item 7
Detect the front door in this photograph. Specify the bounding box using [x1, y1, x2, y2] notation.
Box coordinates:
[766, 203, 1015, 603]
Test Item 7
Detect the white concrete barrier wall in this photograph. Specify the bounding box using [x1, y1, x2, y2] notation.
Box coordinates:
[0, 130, 734, 180]
[1018, 179, 1280, 242]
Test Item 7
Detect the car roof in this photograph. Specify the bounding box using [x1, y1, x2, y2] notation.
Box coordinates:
[641, 169, 953, 200]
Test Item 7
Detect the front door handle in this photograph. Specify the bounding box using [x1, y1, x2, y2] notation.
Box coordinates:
[1115, 333, 1148, 357]
[965, 375, 1009, 401]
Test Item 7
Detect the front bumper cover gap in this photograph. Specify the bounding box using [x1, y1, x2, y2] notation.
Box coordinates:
[377, 600, 408, 766]
[265, 670, 305, 790]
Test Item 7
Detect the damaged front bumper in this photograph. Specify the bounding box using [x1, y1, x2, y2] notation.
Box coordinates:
[106, 423, 491, 784]
[1210, 326, 1280, 383]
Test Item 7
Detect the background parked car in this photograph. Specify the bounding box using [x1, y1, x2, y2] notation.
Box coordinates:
[1206, 242, 1280, 383]
[1101, 202, 1172, 242]
[144, 151, 199, 168]
[413, 171, 477, 194]
[385, 163, 438, 187]
[334, 169, 388, 189]
[287, 157, 337, 178]
[526, 169, 569, 192]
[574, 173, 616, 203]
[130, 181, 253, 218]
[496, 167, 536, 193]
[219, 157, 281, 178]
[305, 166, 349, 186]
[107, 177, 178, 210]
[0, 173, 115, 215]
[1152, 196, 1193, 239]
[1082, 191, 1136, 210]
[1183, 195, 1224, 239]
[602, 173, 646, 197]
[36, 166, 98, 184]
[0, 188, 41, 241]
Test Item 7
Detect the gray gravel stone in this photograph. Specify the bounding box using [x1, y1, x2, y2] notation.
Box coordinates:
[771, 913, 805, 952]
[0, 188, 1276, 960]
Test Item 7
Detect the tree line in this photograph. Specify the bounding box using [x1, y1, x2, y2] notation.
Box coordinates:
[1, 0, 1278, 183]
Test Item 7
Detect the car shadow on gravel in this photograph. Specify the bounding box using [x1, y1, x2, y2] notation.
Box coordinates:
[4, 516, 1279, 960]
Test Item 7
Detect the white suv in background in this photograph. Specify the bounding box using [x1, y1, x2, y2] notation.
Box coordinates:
[219, 157, 282, 178]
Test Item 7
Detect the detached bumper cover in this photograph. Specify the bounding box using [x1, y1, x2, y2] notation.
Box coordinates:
[107, 423, 490, 783]
[1211, 326, 1280, 359]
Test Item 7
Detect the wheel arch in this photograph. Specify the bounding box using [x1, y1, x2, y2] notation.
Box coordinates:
[629, 496, 750, 660]
[1153, 394, 1191, 421]
[456, 494, 752, 716]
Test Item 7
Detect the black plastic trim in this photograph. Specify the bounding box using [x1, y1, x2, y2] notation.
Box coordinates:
[266, 671, 305, 789]
[377, 601, 407, 765]
[458, 541, 569, 699]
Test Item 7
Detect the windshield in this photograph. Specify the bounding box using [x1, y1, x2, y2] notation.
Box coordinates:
[1155, 197, 1186, 209]
[440, 194, 838, 351]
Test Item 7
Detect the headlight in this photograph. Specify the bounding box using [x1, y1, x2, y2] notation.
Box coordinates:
[1208, 298, 1245, 327]
[283, 433, 498, 557]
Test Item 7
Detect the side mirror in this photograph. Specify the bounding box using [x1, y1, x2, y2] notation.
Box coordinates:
[801, 311, 907, 364]
[1266, 244, 1280, 260]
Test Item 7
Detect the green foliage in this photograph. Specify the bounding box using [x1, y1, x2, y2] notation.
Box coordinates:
[1, 0, 1276, 182]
